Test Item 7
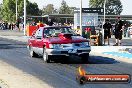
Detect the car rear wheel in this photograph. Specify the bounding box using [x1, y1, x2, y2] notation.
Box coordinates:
[29, 46, 38, 58]
[80, 54, 89, 63]
[43, 48, 50, 63]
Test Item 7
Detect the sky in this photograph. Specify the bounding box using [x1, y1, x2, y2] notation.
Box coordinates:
[0, 0, 132, 15]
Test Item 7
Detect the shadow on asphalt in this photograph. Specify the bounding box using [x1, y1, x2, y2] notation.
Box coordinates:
[40, 55, 119, 64]
[0, 44, 26, 49]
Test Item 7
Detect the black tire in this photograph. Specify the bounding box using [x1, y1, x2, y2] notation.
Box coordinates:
[80, 53, 89, 63]
[43, 48, 50, 63]
[29, 46, 38, 57]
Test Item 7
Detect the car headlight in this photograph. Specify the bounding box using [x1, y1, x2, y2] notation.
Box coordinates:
[49, 44, 61, 49]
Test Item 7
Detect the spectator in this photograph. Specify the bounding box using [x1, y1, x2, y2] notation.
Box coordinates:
[114, 16, 124, 46]
[30, 20, 37, 26]
[11, 22, 15, 30]
[2, 21, 6, 30]
[103, 19, 112, 45]
[47, 19, 53, 26]
[0, 21, 1, 29]
[5, 21, 8, 30]
[16, 20, 20, 31]
[8, 22, 11, 30]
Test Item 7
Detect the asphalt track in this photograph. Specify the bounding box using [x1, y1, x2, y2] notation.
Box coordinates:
[0, 38, 132, 88]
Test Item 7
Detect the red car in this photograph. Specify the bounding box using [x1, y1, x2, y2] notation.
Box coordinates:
[27, 26, 91, 63]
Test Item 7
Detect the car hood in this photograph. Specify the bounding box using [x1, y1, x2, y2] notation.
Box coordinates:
[45, 36, 89, 44]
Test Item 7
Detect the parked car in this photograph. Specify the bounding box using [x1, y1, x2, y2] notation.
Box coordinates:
[27, 26, 91, 63]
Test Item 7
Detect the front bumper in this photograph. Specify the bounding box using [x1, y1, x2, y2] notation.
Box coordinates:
[46, 46, 91, 56]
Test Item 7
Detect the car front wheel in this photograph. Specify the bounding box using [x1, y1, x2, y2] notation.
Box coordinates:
[29, 46, 38, 57]
[43, 48, 50, 63]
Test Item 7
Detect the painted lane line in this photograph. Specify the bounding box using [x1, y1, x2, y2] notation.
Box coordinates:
[103, 52, 132, 59]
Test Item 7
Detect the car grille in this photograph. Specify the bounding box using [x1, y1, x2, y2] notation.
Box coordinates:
[61, 51, 68, 54]
[77, 50, 89, 53]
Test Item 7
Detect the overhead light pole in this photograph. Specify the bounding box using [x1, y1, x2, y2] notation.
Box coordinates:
[24, 0, 26, 35]
[16, 0, 18, 20]
[80, 0, 82, 36]
[104, 0, 107, 24]
[102, 0, 107, 45]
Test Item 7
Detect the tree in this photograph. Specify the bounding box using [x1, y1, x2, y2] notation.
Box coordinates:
[42, 4, 55, 15]
[0, 3, 1, 7]
[26, 1, 40, 16]
[70, 7, 76, 14]
[89, 0, 123, 15]
[2, 0, 16, 22]
[17, 0, 24, 17]
[1, 0, 40, 22]
[59, 0, 72, 14]
[0, 3, 2, 20]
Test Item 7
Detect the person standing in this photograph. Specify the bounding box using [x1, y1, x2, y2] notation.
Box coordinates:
[2, 21, 6, 30]
[0, 21, 1, 29]
[114, 16, 124, 46]
[8, 22, 11, 30]
[5, 21, 8, 30]
[103, 19, 112, 45]
[47, 19, 53, 26]
[16, 20, 20, 31]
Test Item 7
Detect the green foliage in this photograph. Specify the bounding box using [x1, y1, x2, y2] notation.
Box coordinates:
[26, 1, 40, 16]
[2, 0, 16, 22]
[89, 0, 123, 15]
[0, 3, 2, 20]
[1, 0, 40, 22]
[105, 0, 123, 15]
[17, 0, 24, 17]
[42, 4, 55, 15]
[59, 0, 72, 14]
[89, 0, 103, 8]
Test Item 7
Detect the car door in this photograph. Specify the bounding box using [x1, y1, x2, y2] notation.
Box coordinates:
[28, 29, 40, 54]
[29, 30, 38, 49]
[34, 28, 44, 55]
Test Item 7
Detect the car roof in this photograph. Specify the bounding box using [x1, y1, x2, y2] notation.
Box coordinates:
[43, 26, 71, 29]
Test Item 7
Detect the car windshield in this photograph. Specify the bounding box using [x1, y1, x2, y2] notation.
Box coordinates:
[43, 27, 76, 37]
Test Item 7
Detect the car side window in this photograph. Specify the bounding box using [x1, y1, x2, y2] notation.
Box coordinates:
[44, 29, 49, 37]
[34, 28, 43, 39]
[44, 28, 63, 37]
